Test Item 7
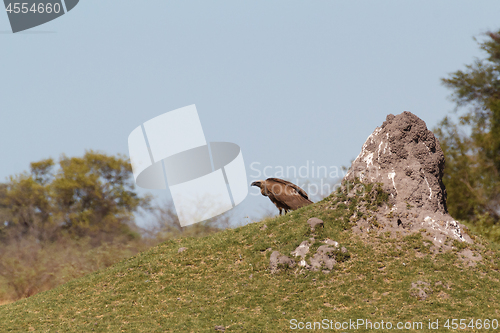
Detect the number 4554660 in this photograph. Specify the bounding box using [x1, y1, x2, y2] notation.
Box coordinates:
[444, 319, 498, 330]
[5, 3, 62, 14]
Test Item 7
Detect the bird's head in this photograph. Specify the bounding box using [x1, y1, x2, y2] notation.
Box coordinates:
[250, 180, 263, 188]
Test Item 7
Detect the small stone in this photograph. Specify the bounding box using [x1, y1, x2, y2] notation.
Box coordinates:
[298, 259, 311, 269]
[324, 257, 337, 270]
[278, 255, 295, 267]
[307, 218, 324, 231]
[291, 241, 310, 258]
[341, 247, 347, 253]
[410, 281, 432, 300]
[215, 325, 226, 331]
[324, 239, 339, 247]
[309, 254, 322, 271]
[178, 247, 187, 253]
[317, 245, 335, 255]
[260, 224, 267, 230]
[270, 251, 295, 273]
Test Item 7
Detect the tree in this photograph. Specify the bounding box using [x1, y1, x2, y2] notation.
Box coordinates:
[435, 29, 500, 229]
[0, 151, 151, 242]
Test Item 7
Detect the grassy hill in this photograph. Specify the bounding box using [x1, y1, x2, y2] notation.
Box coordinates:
[1, 190, 500, 332]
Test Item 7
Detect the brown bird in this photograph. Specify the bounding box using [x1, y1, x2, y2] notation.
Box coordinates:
[251, 178, 313, 215]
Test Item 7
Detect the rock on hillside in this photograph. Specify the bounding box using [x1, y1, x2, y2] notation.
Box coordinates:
[343, 111, 473, 247]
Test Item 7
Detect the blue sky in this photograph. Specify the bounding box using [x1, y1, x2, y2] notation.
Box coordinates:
[1, 1, 500, 227]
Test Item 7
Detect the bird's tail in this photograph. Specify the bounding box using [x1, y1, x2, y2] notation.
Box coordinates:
[298, 197, 313, 208]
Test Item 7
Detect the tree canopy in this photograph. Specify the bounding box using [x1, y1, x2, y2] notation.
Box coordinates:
[0, 151, 151, 242]
[435, 30, 500, 231]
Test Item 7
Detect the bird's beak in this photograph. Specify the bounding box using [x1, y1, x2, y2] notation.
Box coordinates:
[251, 181, 260, 187]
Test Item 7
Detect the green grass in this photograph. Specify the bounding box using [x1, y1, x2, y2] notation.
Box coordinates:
[1, 192, 500, 332]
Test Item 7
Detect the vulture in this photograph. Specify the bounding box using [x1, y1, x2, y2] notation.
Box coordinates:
[251, 178, 313, 215]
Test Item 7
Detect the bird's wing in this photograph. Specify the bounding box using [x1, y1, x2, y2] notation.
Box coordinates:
[265, 178, 313, 210]
[267, 178, 310, 199]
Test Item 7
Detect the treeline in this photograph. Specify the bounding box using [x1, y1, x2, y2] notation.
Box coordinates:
[435, 29, 500, 241]
[0, 151, 229, 303]
[0, 152, 149, 243]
